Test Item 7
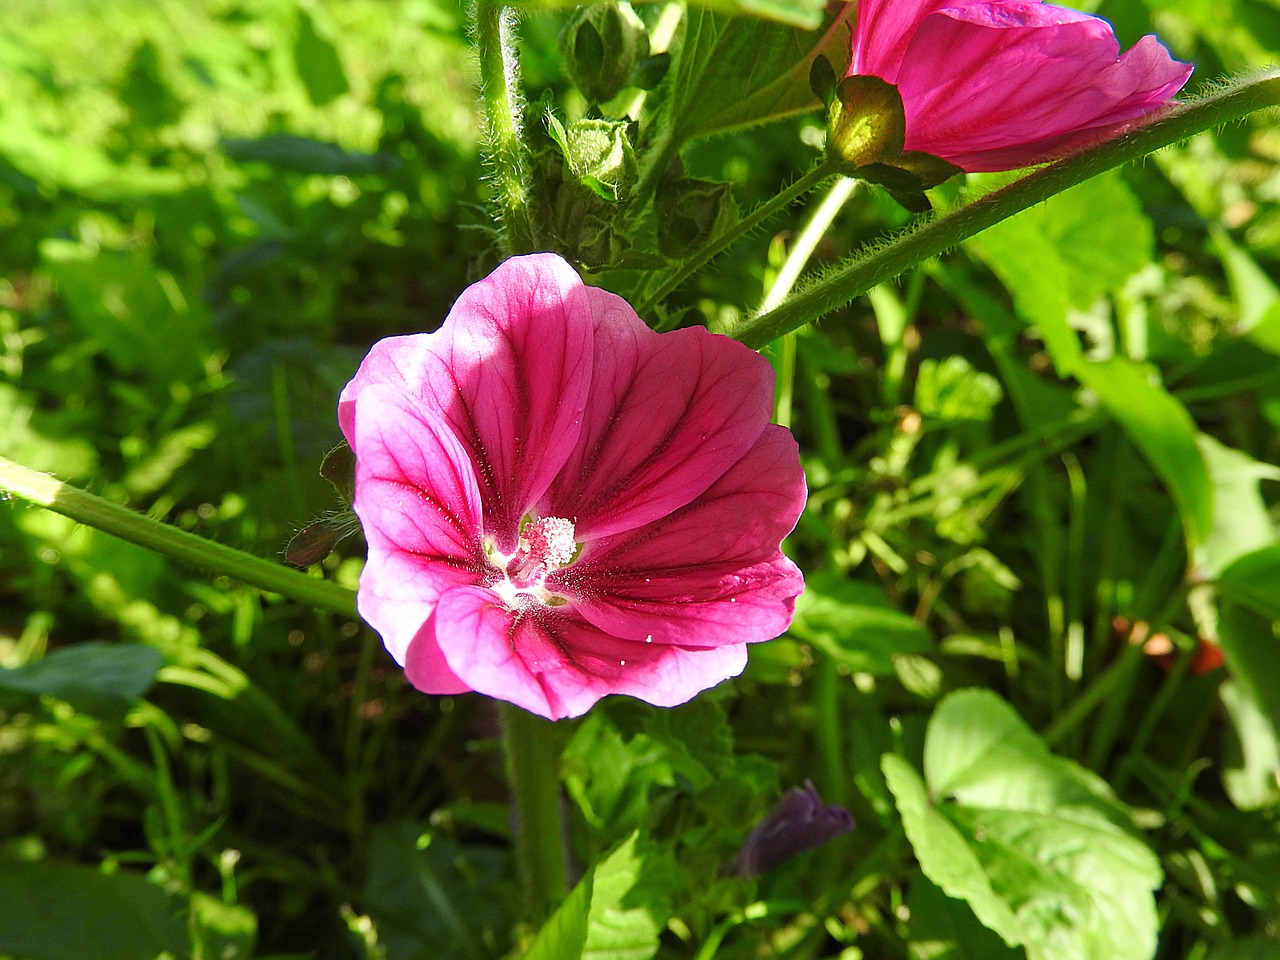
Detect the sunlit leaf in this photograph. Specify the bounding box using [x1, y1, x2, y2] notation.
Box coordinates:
[885, 690, 1162, 960]
[1076, 357, 1213, 549]
[1195, 435, 1280, 578]
[789, 570, 931, 674]
[525, 870, 592, 960]
[583, 832, 675, 960]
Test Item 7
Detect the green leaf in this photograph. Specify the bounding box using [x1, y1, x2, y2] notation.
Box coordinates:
[915, 357, 1004, 423]
[222, 134, 400, 175]
[563, 713, 677, 838]
[667, 7, 854, 140]
[41, 242, 210, 381]
[583, 833, 675, 960]
[1218, 544, 1280, 621]
[885, 690, 1163, 960]
[0, 642, 164, 712]
[361, 824, 510, 960]
[883, 755, 1020, 947]
[1216, 599, 1280, 740]
[1076, 357, 1213, 549]
[525, 871, 593, 960]
[294, 4, 349, 106]
[789, 571, 931, 674]
[0, 861, 187, 960]
[967, 171, 1153, 376]
[1206, 938, 1280, 960]
[511, 0, 827, 28]
[906, 874, 1022, 960]
[190, 893, 257, 960]
[1221, 679, 1280, 811]
[1195, 435, 1280, 578]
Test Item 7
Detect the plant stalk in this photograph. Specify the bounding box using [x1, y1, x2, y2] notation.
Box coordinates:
[499, 702, 568, 919]
[727, 70, 1280, 348]
[0, 455, 358, 619]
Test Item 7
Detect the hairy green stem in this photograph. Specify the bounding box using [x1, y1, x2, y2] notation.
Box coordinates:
[727, 70, 1280, 348]
[639, 161, 837, 318]
[0, 455, 358, 619]
[499, 702, 568, 919]
[474, 0, 536, 254]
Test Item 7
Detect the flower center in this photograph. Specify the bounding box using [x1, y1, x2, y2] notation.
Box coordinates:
[487, 516, 578, 608]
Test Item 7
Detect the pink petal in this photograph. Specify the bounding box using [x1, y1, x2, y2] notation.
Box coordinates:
[558, 425, 806, 646]
[853, 0, 995, 80]
[352, 384, 488, 665]
[541, 295, 775, 541]
[891, 4, 1191, 171]
[340, 253, 595, 548]
[403, 616, 471, 694]
[432, 585, 749, 720]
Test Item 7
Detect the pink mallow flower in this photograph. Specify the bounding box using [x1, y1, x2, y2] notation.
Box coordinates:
[338, 253, 806, 720]
[848, 0, 1193, 172]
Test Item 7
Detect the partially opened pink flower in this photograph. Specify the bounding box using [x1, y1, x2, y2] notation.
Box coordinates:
[338, 253, 806, 720]
[847, 0, 1192, 172]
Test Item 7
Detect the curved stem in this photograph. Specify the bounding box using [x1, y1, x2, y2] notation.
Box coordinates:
[639, 160, 837, 318]
[0, 454, 358, 619]
[728, 69, 1280, 348]
[474, 0, 536, 254]
[499, 702, 568, 920]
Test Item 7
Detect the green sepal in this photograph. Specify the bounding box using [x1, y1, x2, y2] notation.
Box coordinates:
[654, 177, 739, 258]
[285, 512, 363, 567]
[628, 52, 670, 91]
[827, 74, 906, 168]
[809, 53, 838, 108]
[319, 441, 356, 504]
[559, 2, 650, 104]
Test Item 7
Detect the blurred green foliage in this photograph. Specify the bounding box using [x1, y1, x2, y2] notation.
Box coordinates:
[1, 0, 1279, 959]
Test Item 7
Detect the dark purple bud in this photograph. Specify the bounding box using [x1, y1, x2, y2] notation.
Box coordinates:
[730, 781, 855, 879]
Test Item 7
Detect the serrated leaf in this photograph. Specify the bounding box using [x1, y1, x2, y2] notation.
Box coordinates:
[526, 871, 593, 960]
[1076, 357, 1213, 550]
[885, 690, 1163, 960]
[883, 755, 1021, 947]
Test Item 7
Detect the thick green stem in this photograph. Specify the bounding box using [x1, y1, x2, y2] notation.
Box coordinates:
[474, 0, 536, 254]
[727, 70, 1280, 348]
[499, 702, 568, 919]
[639, 161, 837, 318]
[0, 455, 358, 619]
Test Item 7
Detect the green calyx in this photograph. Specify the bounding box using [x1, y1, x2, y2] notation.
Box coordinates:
[813, 56, 962, 210]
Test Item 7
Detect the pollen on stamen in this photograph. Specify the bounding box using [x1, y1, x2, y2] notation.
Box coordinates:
[524, 516, 577, 568]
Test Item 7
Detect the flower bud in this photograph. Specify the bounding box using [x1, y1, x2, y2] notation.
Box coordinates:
[729, 781, 854, 879]
[560, 2, 650, 104]
[655, 177, 737, 258]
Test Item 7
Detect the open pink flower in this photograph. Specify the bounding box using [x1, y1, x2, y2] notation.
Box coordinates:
[847, 0, 1192, 172]
[338, 254, 806, 720]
